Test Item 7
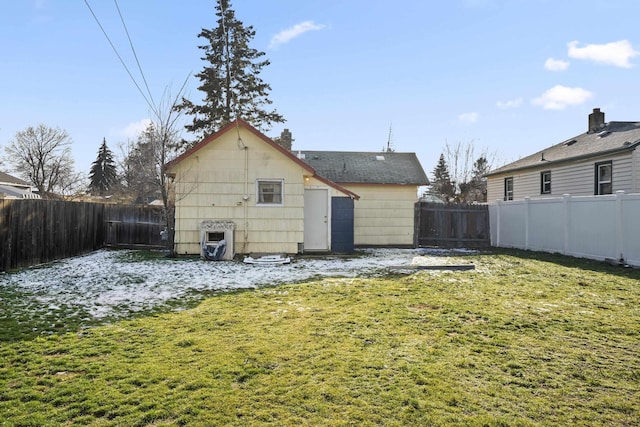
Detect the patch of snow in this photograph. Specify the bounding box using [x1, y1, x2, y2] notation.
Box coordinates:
[0, 248, 477, 329]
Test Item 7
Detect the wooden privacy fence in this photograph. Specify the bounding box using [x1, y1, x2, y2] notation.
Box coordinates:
[103, 204, 165, 248]
[414, 202, 490, 248]
[0, 199, 167, 272]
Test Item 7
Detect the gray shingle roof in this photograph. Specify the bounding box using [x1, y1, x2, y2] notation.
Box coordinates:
[0, 171, 29, 187]
[299, 151, 429, 185]
[487, 121, 640, 176]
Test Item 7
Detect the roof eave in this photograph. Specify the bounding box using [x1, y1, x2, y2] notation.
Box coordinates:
[485, 143, 640, 177]
[313, 175, 360, 200]
[163, 119, 357, 198]
[334, 180, 429, 186]
[164, 119, 316, 175]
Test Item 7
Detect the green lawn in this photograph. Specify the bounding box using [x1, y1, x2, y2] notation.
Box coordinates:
[1, 250, 639, 426]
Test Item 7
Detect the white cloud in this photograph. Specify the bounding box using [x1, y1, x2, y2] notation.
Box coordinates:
[458, 112, 479, 124]
[32, 0, 52, 22]
[496, 98, 523, 109]
[269, 21, 326, 48]
[544, 57, 570, 71]
[531, 85, 593, 110]
[119, 119, 151, 139]
[567, 40, 639, 68]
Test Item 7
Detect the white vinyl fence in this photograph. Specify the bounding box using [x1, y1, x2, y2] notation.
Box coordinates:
[489, 191, 640, 267]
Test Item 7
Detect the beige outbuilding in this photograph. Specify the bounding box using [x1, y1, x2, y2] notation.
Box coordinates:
[166, 119, 428, 257]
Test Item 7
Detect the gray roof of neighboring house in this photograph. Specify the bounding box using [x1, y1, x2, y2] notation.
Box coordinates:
[0, 171, 30, 188]
[487, 121, 640, 176]
[298, 151, 429, 185]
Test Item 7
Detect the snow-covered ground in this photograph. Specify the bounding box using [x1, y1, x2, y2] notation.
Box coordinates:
[0, 248, 477, 333]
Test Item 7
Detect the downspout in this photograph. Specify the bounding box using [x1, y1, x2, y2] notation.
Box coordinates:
[243, 144, 249, 252]
[235, 122, 249, 254]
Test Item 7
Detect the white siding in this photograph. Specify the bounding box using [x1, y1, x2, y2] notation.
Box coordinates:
[487, 151, 637, 201]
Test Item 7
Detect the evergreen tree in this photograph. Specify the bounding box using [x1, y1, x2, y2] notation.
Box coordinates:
[176, 0, 284, 141]
[123, 127, 160, 203]
[88, 138, 118, 196]
[468, 156, 489, 202]
[431, 153, 455, 202]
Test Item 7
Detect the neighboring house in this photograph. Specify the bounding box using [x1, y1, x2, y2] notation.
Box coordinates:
[0, 171, 40, 199]
[165, 119, 428, 257]
[486, 108, 640, 201]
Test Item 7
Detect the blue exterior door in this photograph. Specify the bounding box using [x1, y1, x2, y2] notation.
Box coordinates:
[331, 197, 354, 253]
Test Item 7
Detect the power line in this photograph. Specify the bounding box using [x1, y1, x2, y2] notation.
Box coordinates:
[113, 0, 156, 112]
[83, 0, 158, 118]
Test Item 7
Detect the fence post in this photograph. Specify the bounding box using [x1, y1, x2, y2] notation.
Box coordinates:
[524, 197, 530, 250]
[413, 202, 420, 248]
[616, 191, 625, 262]
[563, 194, 571, 255]
[495, 199, 502, 247]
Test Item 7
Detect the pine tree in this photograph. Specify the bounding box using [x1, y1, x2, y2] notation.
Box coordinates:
[176, 0, 284, 141]
[122, 127, 159, 203]
[88, 138, 118, 196]
[431, 153, 455, 202]
[468, 156, 489, 202]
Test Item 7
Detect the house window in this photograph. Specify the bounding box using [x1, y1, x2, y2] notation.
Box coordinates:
[595, 162, 612, 195]
[540, 171, 551, 194]
[257, 179, 284, 205]
[504, 177, 513, 201]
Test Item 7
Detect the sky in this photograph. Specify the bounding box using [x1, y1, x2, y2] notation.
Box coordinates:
[1, 0, 640, 180]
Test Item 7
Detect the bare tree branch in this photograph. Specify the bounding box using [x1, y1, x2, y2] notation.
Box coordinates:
[4, 124, 76, 198]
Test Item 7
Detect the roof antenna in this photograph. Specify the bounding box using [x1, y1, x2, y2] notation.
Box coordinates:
[386, 122, 395, 152]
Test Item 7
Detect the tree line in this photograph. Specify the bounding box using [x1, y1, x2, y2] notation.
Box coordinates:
[2, 0, 492, 208]
[1, 0, 282, 205]
[426, 141, 493, 203]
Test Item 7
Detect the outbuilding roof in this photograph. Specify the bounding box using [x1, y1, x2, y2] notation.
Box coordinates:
[487, 121, 640, 176]
[165, 119, 360, 199]
[298, 151, 429, 185]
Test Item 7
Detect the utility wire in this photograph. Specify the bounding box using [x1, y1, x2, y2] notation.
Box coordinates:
[83, 0, 158, 118]
[113, 0, 156, 112]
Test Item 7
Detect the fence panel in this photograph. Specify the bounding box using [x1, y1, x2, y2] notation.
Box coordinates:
[491, 192, 640, 267]
[104, 204, 165, 248]
[0, 200, 168, 272]
[414, 202, 490, 248]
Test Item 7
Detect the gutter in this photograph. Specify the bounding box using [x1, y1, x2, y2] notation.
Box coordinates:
[485, 141, 640, 177]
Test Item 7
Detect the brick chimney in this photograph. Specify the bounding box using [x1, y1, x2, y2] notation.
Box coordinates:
[588, 108, 605, 133]
[276, 129, 293, 151]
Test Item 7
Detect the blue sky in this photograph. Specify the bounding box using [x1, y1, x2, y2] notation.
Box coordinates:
[1, 0, 639, 179]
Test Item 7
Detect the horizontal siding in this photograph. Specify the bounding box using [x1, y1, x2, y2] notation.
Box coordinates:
[487, 151, 637, 201]
[174, 231, 300, 255]
[344, 184, 418, 246]
[352, 230, 414, 246]
[172, 127, 307, 255]
[486, 177, 504, 203]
